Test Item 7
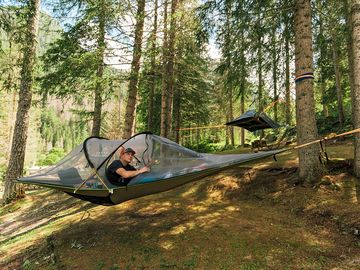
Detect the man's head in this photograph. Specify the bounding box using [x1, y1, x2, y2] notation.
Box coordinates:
[119, 147, 136, 164]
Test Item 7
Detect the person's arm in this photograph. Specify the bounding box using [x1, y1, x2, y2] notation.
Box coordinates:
[115, 166, 150, 178]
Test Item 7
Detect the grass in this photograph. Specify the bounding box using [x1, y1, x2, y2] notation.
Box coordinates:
[1, 139, 360, 269]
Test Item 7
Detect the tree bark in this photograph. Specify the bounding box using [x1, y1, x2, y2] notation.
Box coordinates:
[258, 35, 263, 113]
[285, 20, 291, 125]
[147, 0, 158, 132]
[225, 115, 229, 146]
[294, 0, 323, 183]
[344, 0, 355, 126]
[272, 24, 278, 122]
[320, 79, 329, 117]
[229, 85, 234, 146]
[350, 0, 360, 177]
[174, 85, 181, 143]
[123, 0, 146, 139]
[165, 0, 178, 139]
[160, 0, 169, 137]
[332, 37, 345, 125]
[240, 94, 245, 146]
[3, 0, 40, 203]
[318, 18, 329, 118]
[256, 5, 263, 113]
[91, 1, 106, 136]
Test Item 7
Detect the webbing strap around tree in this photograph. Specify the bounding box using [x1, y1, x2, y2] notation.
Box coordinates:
[295, 72, 314, 83]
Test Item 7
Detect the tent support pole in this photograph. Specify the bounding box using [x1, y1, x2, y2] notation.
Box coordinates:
[74, 168, 113, 194]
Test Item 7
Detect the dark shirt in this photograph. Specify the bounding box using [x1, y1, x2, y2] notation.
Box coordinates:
[106, 160, 136, 186]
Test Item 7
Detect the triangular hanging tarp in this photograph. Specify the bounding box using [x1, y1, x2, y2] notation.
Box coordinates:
[18, 132, 286, 205]
[225, 110, 280, 132]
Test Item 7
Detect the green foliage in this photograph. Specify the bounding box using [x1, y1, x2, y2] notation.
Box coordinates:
[39, 108, 89, 151]
[37, 147, 65, 166]
[137, 3, 214, 136]
[39, 0, 124, 137]
[316, 113, 353, 135]
[0, 165, 6, 182]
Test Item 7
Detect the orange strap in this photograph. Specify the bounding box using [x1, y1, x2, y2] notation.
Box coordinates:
[293, 128, 360, 150]
[176, 125, 226, 131]
[263, 99, 283, 113]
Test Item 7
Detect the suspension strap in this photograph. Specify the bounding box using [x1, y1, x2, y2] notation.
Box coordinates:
[293, 128, 360, 150]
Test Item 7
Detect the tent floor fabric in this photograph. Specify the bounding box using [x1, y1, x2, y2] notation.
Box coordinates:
[18, 133, 286, 205]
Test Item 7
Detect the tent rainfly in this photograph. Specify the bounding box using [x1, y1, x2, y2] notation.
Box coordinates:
[225, 110, 280, 132]
[18, 132, 286, 205]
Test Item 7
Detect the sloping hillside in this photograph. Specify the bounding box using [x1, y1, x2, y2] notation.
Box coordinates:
[1, 142, 360, 270]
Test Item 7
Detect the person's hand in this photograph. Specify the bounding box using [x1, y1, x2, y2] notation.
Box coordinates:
[139, 166, 150, 173]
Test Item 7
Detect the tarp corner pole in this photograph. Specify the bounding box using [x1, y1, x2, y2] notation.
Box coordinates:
[73, 168, 113, 195]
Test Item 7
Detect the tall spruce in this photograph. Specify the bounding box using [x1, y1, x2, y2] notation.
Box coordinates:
[147, 0, 159, 131]
[294, 0, 323, 183]
[123, 0, 146, 139]
[350, 0, 360, 177]
[40, 0, 120, 138]
[92, 0, 106, 136]
[165, 0, 179, 139]
[160, 0, 169, 137]
[283, 10, 292, 125]
[3, 0, 40, 203]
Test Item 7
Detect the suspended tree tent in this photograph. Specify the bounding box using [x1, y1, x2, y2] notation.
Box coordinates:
[225, 109, 280, 132]
[18, 132, 286, 205]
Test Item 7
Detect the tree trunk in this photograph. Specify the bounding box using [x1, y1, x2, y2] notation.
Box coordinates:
[285, 21, 291, 125]
[147, 0, 158, 132]
[174, 85, 181, 144]
[160, 0, 169, 137]
[225, 115, 229, 146]
[258, 35, 263, 113]
[91, 2, 106, 136]
[350, 0, 360, 177]
[272, 24, 278, 122]
[256, 5, 263, 114]
[294, 0, 323, 183]
[332, 37, 345, 126]
[3, 0, 40, 203]
[123, 0, 146, 139]
[319, 18, 329, 118]
[240, 94, 245, 146]
[344, 0, 355, 126]
[165, 0, 178, 139]
[229, 85, 234, 146]
[320, 80, 329, 117]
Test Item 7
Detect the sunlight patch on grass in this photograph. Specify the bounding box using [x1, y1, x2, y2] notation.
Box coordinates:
[302, 231, 335, 249]
[195, 212, 222, 227]
[187, 204, 209, 212]
[181, 184, 201, 198]
[160, 240, 175, 250]
[225, 206, 240, 212]
[168, 222, 196, 235]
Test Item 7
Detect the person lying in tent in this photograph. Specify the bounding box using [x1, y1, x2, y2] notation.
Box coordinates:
[106, 146, 150, 186]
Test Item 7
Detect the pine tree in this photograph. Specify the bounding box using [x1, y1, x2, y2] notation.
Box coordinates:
[294, 0, 323, 183]
[3, 0, 41, 203]
[123, 0, 146, 139]
[350, 0, 360, 177]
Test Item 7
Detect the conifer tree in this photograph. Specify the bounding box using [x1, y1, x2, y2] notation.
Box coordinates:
[294, 0, 323, 183]
[3, 0, 40, 203]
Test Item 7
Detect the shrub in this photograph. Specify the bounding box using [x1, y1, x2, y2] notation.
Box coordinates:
[37, 148, 66, 166]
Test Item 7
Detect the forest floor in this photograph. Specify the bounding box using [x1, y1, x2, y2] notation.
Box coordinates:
[1, 140, 360, 270]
